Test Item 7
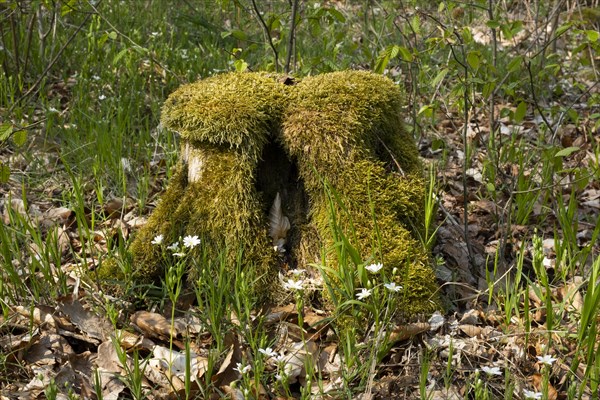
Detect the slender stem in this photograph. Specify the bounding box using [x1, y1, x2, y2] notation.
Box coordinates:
[251, 0, 280, 72]
[526, 60, 554, 137]
[285, 0, 299, 74]
[22, 12, 37, 80]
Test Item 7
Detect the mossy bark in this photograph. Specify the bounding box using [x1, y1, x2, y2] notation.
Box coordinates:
[107, 70, 439, 314]
[283, 71, 438, 315]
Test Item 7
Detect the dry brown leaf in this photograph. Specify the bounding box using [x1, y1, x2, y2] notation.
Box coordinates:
[269, 192, 290, 251]
[264, 304, 296, 325]
[212, 338, 243, 388]
[131, 311, 177, 339]
[0, 329, 40, 358]
[556, 278, 584, 313]
[57, 296, 112, 343]
[389, 322, 430, 342]
[15, 305, 56, 328]
[116, 329, 156, 351]
[459, 309, 481, 325]
[42, 206, 74, 227]
[96, 341, 124, 373]
[530, 373, 558, 400]
[458, 324, 482, 338]
[24, 333, 74, 366]
[278, 340, 319, 385]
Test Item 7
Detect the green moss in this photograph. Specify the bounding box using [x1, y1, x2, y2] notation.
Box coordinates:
[111, 70, 439, 314]
[161, 72, 291, 161]
[282, 71, 438, 315]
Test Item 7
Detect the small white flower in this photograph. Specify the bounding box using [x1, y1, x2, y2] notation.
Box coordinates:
[183, 235, 201, 248]
[283, 279, 304, 291]
[167, 242, 179, 251]
[384, 282, 402, 292]
[356, 288, 372, 300]
[523, 389, 542, 399]
[480, 366, 502, 376]
[172, 252, 186, 258]
[234, 362, 251, 374]
[98, 94, 106, 100]
[258, 347, 278, 358]
[275, 373, 283, 381]
[536, 355, 557, 366]
[121, 157, 131, 172]
[365, 263, 383, 274]
[274, 353, 286, 364]
[151, 234, 164, 245]
[92, 75, 100, 81]
[291, 269, 306, 276]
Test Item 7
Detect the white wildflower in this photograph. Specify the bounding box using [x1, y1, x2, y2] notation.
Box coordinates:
[234, 362, 251, 374]
[522, 389, 542, 399]
[98, 94, 106, 100]
[536, 355, 557, 366]
[183, 235, 201, 248]
[365, 263, 383, 274]
[480, 366, 502, 376]
[258, 347, 278, 358]
[384, 282, 402, 292]
[151, 234, 164, 245]
[274, 353, 286, 364]
[356, 288, 372, 300]
[167, 242, 179, 251]
[283, 279, 304, 291]
[172, 252, 186, 258]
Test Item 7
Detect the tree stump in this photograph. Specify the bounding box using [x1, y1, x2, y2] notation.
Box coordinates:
[107, 70, 439, 315]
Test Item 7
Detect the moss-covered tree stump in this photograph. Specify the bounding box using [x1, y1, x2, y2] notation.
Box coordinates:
[123, 70, 438, 315]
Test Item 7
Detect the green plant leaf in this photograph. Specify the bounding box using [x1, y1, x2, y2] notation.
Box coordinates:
[431, 68, 448, 88]
[325, 7, 346, 23]
[374, 45, 393, 73]
[585, 30, 599, 42]
[554, 146, 580, 158]
[507, 55, 523, 73]
[486, 19, 500, 29]
[0, 122, 13, 142]
[221, 29, 247, 41]
[113, 48, 128, 65]
[467, 51, 480, 70]
[514, 101, 527, 123]
[397, 46, 413, 62]
[12, 130, 27, 147]
[418, 104, 434, 118]
[482, 81, 496, 98]
[233, 59, 248, 72]
[555, 22, 573, 37]
[0, 163, 9, 183]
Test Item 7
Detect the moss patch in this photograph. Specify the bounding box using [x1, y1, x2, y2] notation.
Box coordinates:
[111, 70, 439, 314]
[282, 71, 438, 314]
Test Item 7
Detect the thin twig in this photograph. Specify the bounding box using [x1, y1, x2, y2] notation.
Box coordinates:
[22, 11, 36, 79]
[285, 0, 299, 74]
[251, 0, 280, 72]
[526, 60, 554, 137]
[375, 133, 405, 176]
